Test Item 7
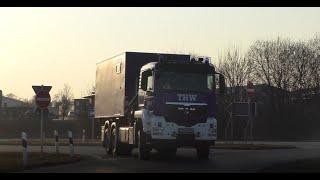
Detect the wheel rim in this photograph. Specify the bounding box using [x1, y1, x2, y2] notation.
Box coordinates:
[109, 129, 114, 154]
[105, 128, 110, 151]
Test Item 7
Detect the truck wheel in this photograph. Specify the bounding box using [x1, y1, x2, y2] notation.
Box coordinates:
[111, 126, 132, 157]
[196, 143, 210, 160]
[137, 130, 150, 160]
[111, 127, 117, 157]
[104, 125, 112, 155]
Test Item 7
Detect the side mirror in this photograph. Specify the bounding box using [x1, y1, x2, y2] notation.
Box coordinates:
[219, 74, 225, 95]
[140, 70, 152, 91]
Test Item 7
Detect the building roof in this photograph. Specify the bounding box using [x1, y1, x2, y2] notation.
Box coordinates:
[82, 92, 95, 99]
[1, 96, 27, 108]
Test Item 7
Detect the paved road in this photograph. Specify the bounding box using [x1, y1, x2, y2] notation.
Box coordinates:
[2, 141, 320, 173]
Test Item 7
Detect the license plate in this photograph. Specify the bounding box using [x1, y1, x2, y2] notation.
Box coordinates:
[178, 128, 194, 134]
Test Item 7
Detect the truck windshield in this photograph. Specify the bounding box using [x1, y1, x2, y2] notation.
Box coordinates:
[156, 71, 214, 92]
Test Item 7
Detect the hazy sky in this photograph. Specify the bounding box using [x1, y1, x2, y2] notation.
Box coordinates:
[1, 7, 320, 100]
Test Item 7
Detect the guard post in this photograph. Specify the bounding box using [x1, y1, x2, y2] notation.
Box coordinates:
[82, 129, 86, 142]
[54, 130, 59, 154]
[21, 132, 28, 168]
[68, 131, 74, 157]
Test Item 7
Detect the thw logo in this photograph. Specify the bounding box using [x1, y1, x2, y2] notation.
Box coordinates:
[177, 94, 197, 102]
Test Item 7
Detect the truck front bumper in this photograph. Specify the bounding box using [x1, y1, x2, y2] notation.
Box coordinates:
[149, 135, 215, 149]
[144, 116, 217, 149]
[149, 116, 217, 141]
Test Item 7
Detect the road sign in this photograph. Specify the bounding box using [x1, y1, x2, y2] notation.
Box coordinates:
[247, 81, 255, 98]
[36, 91, 51, 108]
[32, 85, 52, 94]
[32, 85, 52, 109]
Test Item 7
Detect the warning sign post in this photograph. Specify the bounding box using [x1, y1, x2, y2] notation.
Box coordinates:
[32, 85, 52, 155]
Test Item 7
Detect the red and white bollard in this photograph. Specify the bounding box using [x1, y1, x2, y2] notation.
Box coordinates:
[54, 130, 59, 154]
[82, 129, 86, 142]
[21, 132, 28, 168]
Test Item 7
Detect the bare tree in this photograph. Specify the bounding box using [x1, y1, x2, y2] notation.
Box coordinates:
[6, 93, 18, 99]
[22, 95, 36, 108]
[217, 46, 253, 101]
[307, 35, 320, 95]
[54, 84, 74, 120]
[289, 41, 314, 96]
[269, 38, 293, 91]
[246, 38, 288, 110]
[247, 40, 274, 87]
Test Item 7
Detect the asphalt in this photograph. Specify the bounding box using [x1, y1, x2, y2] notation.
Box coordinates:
[1, 141, 320, 173]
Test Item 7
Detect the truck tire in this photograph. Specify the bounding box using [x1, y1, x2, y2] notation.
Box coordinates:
[111, 126, 132, 157]
[196, 142, 210, 160]
[110, 127, 117, 157]
[103, 124, 112, 155]
[137, 130, 150, 160]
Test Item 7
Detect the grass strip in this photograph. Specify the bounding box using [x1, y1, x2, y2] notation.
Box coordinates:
[0, 152, 82, 173]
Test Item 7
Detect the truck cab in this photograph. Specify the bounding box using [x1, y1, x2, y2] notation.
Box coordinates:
[134, 58, 225, 159]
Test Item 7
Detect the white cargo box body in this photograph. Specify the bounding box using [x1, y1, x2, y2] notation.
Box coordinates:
[94, 52, 190, 119]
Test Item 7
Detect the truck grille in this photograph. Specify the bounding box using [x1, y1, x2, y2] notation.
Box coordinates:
[164, 104, 208, 127]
